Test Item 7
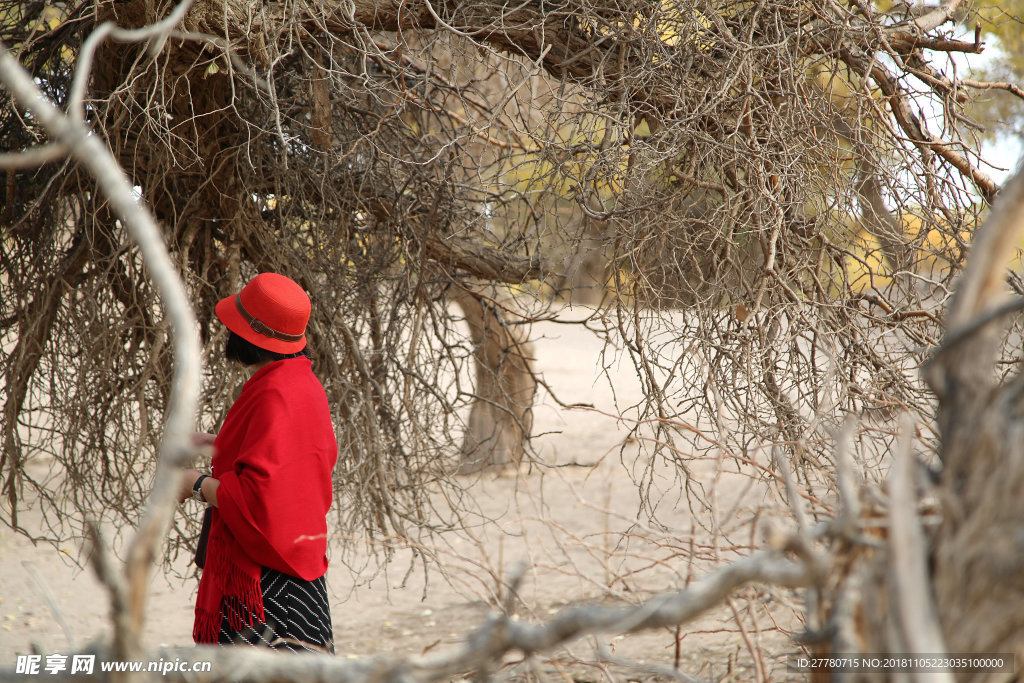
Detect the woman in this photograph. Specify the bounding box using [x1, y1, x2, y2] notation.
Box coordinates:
[178, 272, 337, 653]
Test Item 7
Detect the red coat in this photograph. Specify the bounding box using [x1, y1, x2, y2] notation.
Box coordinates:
[193, 357, 337, 643]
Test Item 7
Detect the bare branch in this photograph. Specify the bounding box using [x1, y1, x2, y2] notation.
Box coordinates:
[912, 0, 966, 33]
[833, 415, 861, 537]
[0, 143, 69, 169]
[837, 47, 1001, 204]
[69, 0, 195, 123]
[960, 78, 1024, 101]
[0, 37, 202, 659]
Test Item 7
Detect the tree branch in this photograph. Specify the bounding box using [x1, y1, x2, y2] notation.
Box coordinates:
[0, 143, 70, 169]
[0, 37, 202, 660]
[0, 549, 817, 682]
[422, 232, 546, 283]
[838, 47, 1000, 204]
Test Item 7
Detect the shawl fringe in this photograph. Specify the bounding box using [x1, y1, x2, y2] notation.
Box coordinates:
[193, 517, 264, 643]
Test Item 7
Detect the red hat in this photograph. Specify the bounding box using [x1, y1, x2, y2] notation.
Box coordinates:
[215, 273, 310, 354]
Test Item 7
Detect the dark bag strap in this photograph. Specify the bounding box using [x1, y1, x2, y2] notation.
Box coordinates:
[194, 506, 213, 569]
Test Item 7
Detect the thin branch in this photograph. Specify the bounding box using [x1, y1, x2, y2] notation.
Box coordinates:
[959, 78, 1024, 101]
[842, 48, 1001, 203]
[422, 231, 547, 283]
[833, 415, 860, 537]
[888, 34, 983, 54]
[21, 560, 75, 651]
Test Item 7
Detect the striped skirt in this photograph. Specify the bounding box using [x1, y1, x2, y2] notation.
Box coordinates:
[218, 567, 334, 654]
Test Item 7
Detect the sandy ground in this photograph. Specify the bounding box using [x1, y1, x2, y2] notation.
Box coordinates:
[0, 312, 801, 680]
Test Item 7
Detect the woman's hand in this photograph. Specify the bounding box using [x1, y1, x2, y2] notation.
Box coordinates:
[178, 469, 203, 504]
[190, 431, 217, 468]
[177, 468, 220, 507]
[192, 432, 216, 446]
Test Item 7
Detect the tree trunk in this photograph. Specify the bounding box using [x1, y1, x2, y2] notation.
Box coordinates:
[926, 167, 1024, 667]
[450, 285, 536, 474]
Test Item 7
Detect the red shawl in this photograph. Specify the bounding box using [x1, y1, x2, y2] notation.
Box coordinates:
[193, 357, 337, 643]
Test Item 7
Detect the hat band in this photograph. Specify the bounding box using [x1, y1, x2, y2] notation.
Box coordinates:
[234, 295, 304, 342]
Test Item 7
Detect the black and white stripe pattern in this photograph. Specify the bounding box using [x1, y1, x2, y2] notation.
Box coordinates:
[218, 567, 334, 654]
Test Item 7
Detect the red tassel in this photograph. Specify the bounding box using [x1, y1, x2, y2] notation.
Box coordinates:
[193, 516, 264, 643]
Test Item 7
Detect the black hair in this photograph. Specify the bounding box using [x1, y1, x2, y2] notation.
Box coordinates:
[225, 330, 310, 366]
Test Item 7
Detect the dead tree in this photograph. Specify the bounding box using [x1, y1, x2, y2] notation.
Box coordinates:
[2, 0, 1017, 542]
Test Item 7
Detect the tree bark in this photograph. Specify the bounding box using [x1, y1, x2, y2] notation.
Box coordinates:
[450, 284, 536, 473]
[926, 168, 1024, 667]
